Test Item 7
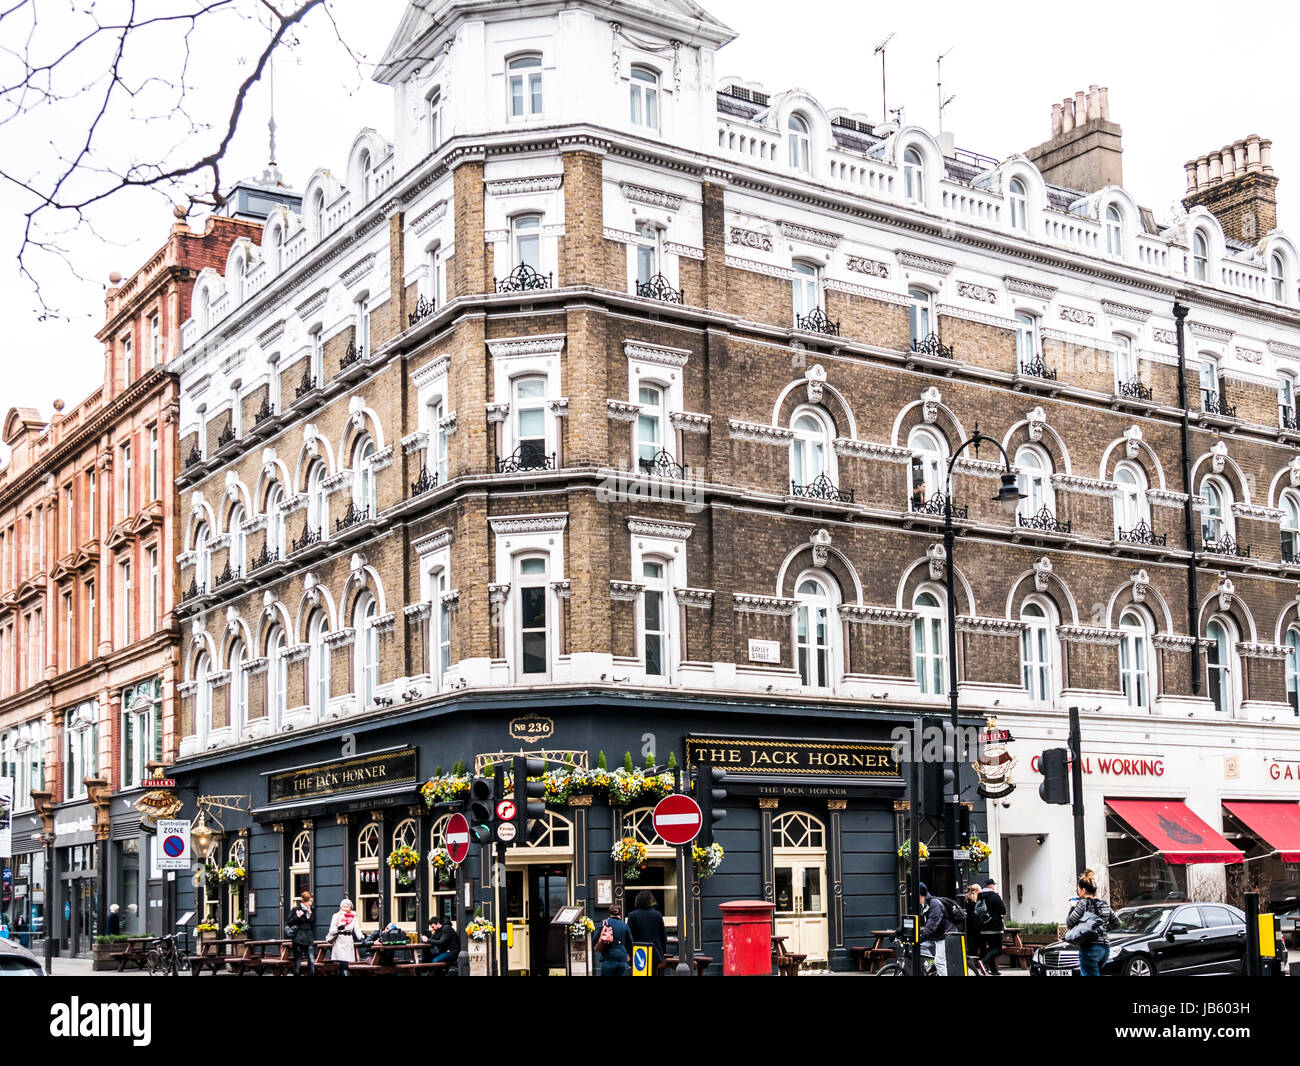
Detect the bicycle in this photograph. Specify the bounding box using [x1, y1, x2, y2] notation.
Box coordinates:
[146, 933, 183, 976]
[875, 937, 988, 976]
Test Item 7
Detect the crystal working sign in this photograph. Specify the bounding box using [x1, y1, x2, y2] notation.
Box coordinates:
[266, 747, 419, 804]
[684, 735, 903, 797]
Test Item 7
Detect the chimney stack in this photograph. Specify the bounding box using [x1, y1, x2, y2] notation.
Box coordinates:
[1182, 133, 1278, 242]
[1025, 86, 1122, 194]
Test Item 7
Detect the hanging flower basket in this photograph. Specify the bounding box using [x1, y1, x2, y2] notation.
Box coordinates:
[966, 835, 992, 867]
[387, 845, 421, 886]
[692, 842, 724, 879]
[428, 847, 457, 884]
[568, 916, 595, 941]
[219, 861, 246, 884]
[898, 838, 930, 863]
[420, 774, 471, 809]
[465, 916, 496, 943]
[612, 836, 648, 880]
[201, 862, 222, 892]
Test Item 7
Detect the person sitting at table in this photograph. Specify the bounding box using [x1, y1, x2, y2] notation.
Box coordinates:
[327, 898, 363, 976]
[422, 915, 461, 970]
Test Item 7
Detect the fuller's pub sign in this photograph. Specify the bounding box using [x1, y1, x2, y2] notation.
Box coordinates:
[685, 735, 903, 797]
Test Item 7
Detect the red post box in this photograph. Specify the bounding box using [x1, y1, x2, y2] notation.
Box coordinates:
[720, 900, 774, 976]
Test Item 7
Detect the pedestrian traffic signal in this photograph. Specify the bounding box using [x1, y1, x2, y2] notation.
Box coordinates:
[468, 775, 496, 843]
[1038, 747, 1070, 805]
[513, 756, 546, 843]
[695, 765, 727, 847]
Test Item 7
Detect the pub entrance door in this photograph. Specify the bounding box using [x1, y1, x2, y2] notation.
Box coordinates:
[771, 812, 829, 966]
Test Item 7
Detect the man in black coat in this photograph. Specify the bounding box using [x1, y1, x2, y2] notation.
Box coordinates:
[423, 916, 461, 965]
[977, 877, 1008, 974]
[625, 891, 667, 974]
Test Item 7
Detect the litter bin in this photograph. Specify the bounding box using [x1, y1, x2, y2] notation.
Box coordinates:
[720, 900, 773, 976]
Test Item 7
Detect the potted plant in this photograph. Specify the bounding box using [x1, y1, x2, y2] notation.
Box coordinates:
[92, 934, 133, 971]
[464, 910, 495, 976]
[611, 836, 647, 881]
[196, 920, 220, 946]
[219, 860, 246, 884]
[692, 842, 724, 879]
[386, 844, 421, 886]
[224, 916, 249, 941]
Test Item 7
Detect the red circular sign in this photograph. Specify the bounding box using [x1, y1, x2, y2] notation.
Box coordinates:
[444, 813, 471, 865]
[652, 794, 703, 846]
[497, 799, 517, 821]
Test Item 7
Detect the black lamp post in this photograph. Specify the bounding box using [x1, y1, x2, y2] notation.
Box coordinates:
[939, 427, 1024, 893]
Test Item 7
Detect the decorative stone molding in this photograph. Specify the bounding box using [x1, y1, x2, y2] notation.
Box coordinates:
[621, 182, 683, 212]
[1214, 577, 1235, 611]
[485, 402, 510, 424]
[401, 430, 429, 455]
[1101, 299, 1150, 323]
[846, 255, 890, 278]
[1026, 406, 1046, 442]
[957, 616, 1026, 635]
[1124, 424, 1143, 458]
[403, 602, 432, 622]
[486, 334, 566, 359]
[548, 397, 569, 418]
[728, 419, 794, 445]
[412, 355, 449, 388]
[1004, 275, 1057, 300]
[178, 681, 198, 698]
[409, 199, 448, 236]
[206, 670, 231, 686]
[728, 226, 773, 252]
[1147, 489, 1189, 508]
[823, 278, 909, 305]
[1051, 473, 1118, 498]
[485, 175, 563, 197]
[283, 643, 311, 663]
[1152, 634, 1198, 651]
[628, 517, 694, 540]
[549, 580, 571, 599]
[441, 589, 460, 611]
[1290, 456, 1300, 487]
[624, 340, 691, 368]
[603, 227, 638, 245]
[833, 438, 911, 463]
[1042, 327, 1112, 350]
[809, 528, 832, 566]
[804, 363, 826, 403]
[438, 411, 458, 436]
[1057, 625, 1122, 646]
[295, 288, 328, 321]
[1151, 327, 1176, 346]
[953, 457, 1005, 479]
[607, 399, 641, 422]
[241, 514, 267, 533]
[1221, 367, 1278, 390]
[489, 514, 568, 536]
[1210, 440, 1228, 474]
[244, 657, 269, 677]
[371, 611, 396, 634]
[322, 469, 353, 494]
[488, 583, 510, 605]
[1131, 569, 1150, 603]
[839, 605, 917, 626]
[1034, 556, 1053, 592]
[177, 550, 197, 568]
[664, 240, 703, 260]
[955, 280, 998, 304]
[1231, 502, 1282, 522]
[1238, 642, 1291, 660]
[725, 255, 795, 281]
[257, 319, 286, 349]
[674, 588, 715, 609]
[733, 593, 798, 615]
[780, 221, 838, 248]
[897, 250, 954, 276]
[610, 581, 644, 601]
[1234, 346, 1263, 365]
[324, 627, 356, 649]
[1058, 305, 1096, 328]
[1268, 340, 1300, 360]
[922, 386, 942, 424]
[1189, 321, 1233, 344]
[927, 543, 946, 580]
[670, 411, 711, 434]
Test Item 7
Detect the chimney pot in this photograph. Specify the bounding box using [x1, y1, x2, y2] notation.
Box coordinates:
[1261, 138, 1274, 174]
[1098, 87, 1109, 119]
[1197, 157, 1210, 188]
[1086, 85, 1101, 122]
[1051, 102, 1063, 138]
[1074, 90, 1086, 122]
[1184, 161, 1199, 194]
[1246, 136, 1262, 173]
[1233, 141, 1247, 175]
[1209, 154, 1222, 183]
[1221, 147, 1235, 180]
[1061, 97, 1075, 133]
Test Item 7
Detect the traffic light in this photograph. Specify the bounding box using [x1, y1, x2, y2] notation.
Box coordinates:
[695, 766, 728, 847]
[513, 756, 546, 843]
[468, 775, 496, 843]
[957, 803, 971, 847]
[919, 716, 954, 817]
[1038, 747, 1070, 805]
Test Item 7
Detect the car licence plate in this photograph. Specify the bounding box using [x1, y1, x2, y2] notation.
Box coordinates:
[1047, 968, 1074, 976]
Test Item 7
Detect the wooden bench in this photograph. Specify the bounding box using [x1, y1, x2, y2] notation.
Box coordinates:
[231, 940, 292, 976]
[312, 941, 341, 976]
[1001, 928, 1034, 970]
[396, 961, 446, 975]
[772, 943, 806, 976]
[186, 938, 239, 976]
[110, 937, 153, 972]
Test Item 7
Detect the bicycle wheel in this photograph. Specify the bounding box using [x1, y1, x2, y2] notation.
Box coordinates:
[146, 948, 163, 975]
[875, 961, 906, 976]
[166, 950, 181, 976]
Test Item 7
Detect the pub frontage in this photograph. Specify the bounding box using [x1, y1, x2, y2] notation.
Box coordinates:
[169, 692, 986, 973]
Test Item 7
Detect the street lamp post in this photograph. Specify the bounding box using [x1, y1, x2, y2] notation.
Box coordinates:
[940, 427, 1024, 895]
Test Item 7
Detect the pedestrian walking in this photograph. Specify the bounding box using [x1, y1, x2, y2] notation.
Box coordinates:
[327, 898, 362, 976]
[1065, 873, 1117, 977]
[105, 903, 121, 936]
[593, 903, 634, 976]
[625, 891, 667, 974]
[287, 890, 316, 976]
[977, 877, 1007, 974]
[918, 882, 962, 976]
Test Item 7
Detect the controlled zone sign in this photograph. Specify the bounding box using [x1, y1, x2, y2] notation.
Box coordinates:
[156, 819, 192, 871]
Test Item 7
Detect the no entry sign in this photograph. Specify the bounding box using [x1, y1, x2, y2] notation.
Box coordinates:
[443, 813, 471, 865]
[652, 794, 703, 846]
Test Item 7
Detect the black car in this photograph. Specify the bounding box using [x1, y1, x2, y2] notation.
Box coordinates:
[1030, 903, 1288, 976]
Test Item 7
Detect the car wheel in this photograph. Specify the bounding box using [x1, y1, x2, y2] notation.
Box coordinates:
[1123, 955, 1153, 977]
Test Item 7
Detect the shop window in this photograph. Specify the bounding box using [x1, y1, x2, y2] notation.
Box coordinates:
[390, 819, 419, 931]
[226, 838, 247, 925]
[773, 811, 825, 849]
[912, 589, 946, 695]
[290, 830, 312, 901]
[1118, 608, 1151, 709]
[428, 817, 456, 924]
[523, 811, 572, 850]
[794, 576, 836, 689]
[620, 807, 678, 932]
[356, 823, 382, 928]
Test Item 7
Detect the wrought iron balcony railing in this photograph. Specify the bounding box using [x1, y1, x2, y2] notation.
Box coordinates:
[295, 367, 317, 399]
[213, 561, 241, 589]
[636, 273, 684, 304]
[1018, 355, 1057, 381]
[1284, 546, 1299, 565]
[496, 445, 556, 474]
[254, 398, 276, 426]
[184, 444, 203, 469]
[339, 341, 364, 370]
[216, 423, 237, 449]
[408, 294, 435, 327]
[1018, 506, 1072, 534]
[1117, 521, 1167, 547]
[335, 501, 370, 532]
[911, 491, 967, 519]
[495, 264, 552, 293]
[790, 474, 854, 503]
[795, 307, 840, 336]
[1202, 534, 1250, 558]
[910, 332, 954, 359]
[410, 466, 438, 498]
[638, 450, 689, 480]
[183, 578, 207, 602]
[249, 544, 280, 573]
[1281, 406, 1299, 431]
[1201, 390, 1236, 418]
[291, 523, 322, 554]
[1118, 378, 1154, 401]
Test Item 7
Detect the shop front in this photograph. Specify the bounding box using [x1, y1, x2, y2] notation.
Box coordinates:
[3, 812, 44, 948]
[169, 694, 985, 973]
[52, 802, 99, 957]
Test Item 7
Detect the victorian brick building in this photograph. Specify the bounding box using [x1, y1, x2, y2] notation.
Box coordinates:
[0, 209, 262, 954]
[165, 0, 1300, 970]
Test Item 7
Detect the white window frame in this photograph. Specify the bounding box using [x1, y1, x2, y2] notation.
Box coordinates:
[515, 554, 551, 679]
[149, 313, 161, 365]
[1192, 230, 1209, 281]
[1282, 492, 1300, 561]
[307, 611, 330, 720]
[1286, 627, 1300, 715]
[227, 503, 245, 574]
[1105, 203, 1124, 257]
[908, 287, 934, 347]
[1205, 615, 1239, 715]
[636, 382, 666, 468]
[512, 213, 541, 271]
[1114, 461, 1149, 534]
[148, 546, 160, 631]
[1008, 177, 1028, 231]
[266, 483, 286, 557]
[149, 426, 159, 501]
[1118, 608, 1151, 709]
[908, 425, 948, 510]
[788, 113, 811, 173]
[1280, 374, 1296, 429]
[1272, 252, 1287, 303]
[63, 702, 97, 801]
[306, 460, 328, 538]
[794, 572, 838, 690]
[118, 559, 132, 645]
[630, 66, 660, 131]
[229, 638, 248, 733]
[1020, 597, 1056, 704]
[266, 624, 288, 729]
[427, 86, 443, 152]
[351, 435, 377, 517]
[790, 406, 835, 491]
[903, 146, 925, 205]
[1200, 475, 1234, 547]
[635, 221, 661, 290]
[507, 54, 544, 119]
[1014, 313, 1037, 362]
[1015, 444, 1053, 521]
[1112, 333, 1135, 390]
[641, 558, 671, 679]
[792, 261, 820, 325]
[628, 524, 688, 684]
[912, 587, 947, 695]
[354, 593, 379, 709]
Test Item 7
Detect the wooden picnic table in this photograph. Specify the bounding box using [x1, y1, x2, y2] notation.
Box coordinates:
[350, 939, 442, 975]
[1001, 926, 1033, 969]
[771, 935, 805, 976]
[230, 940, 292, 976]
[186, 938, 243, 976]
[850, 930, 898, 973]
[110, 936, 153, 972]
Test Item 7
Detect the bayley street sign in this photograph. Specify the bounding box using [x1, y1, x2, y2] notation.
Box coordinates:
[652, 794, 702, 846]
[443, 813, 471, 865]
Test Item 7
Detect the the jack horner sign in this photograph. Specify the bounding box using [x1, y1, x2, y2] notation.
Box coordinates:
[685, 735, 902, 792]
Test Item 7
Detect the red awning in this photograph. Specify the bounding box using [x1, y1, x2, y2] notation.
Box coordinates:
[1107, 798, 1243, 865]
[1224, 801, 1300, 863]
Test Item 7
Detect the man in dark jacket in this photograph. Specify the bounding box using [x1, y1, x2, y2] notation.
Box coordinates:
[918, 883, 959, 976]
[424, 916, 461, 966]
[594, 904, 635, 976]
[625, 891, 667, 974]
[287, 890, 315, 976]
[977, 877, 1008, 974]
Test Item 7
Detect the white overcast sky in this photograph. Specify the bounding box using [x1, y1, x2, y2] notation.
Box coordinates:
[2, 0, 1297, 428]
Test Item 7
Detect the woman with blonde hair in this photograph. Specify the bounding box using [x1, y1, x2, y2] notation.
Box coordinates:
[328, 898, 363, 976]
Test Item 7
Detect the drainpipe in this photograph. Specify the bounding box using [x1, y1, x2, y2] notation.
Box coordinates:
[1174, 301, 1201, 694]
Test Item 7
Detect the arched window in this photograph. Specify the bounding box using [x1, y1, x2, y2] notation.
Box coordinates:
[636, 382, 665, 468]
[513, 214, 541, 270]
[1287, 627, 1300, 714]
[230, 254, 245, 304]
[1279, 375, 1296, 430]
[265, 483, 286, 558]
[306, 460, 328, 537]
[1112, 334, 1135, 389]
[513, 375, 547, 465]
[1114, 462, 1148, 534]
[630, 67, 659, 130]
[1020, 599, 1056, 702]
[358, 149, 372, 204]
[508, 54, 543, 118]
[310, 187, 326, 243]
[1014, 313, 1037, 362]
[1272, 252, 1287, 303]
[355, 823, 381, 927]
[641, 558, 670, 677]
[427, 86, 443, 152]
[1015, 444, 1052, 520]
[1118, 608, 1151, 709]
[795, 576, 836, 688]
[289, 829, 312, 900]
[903, 147, 925, 205]
[1192, 230, 1209, 281]
[790, 408, 833, 491]
[229, 638, 247, 732]
[1205, 615, 1238, 714]
[307, 610, 330, 718]
[1105, 204, 1123, 256]
[1283, 493, 1300, 562]
[354, 593, 378, 709]
[908, 287, 933, 347]
[912, 589, 946, 695]
[193, 521, 211, 590]
[267, 225, 283, 274]
[792, 261, 820, 324]
[908, 426, 947, 510]
[1200, 476, 1233, 547]
[1009, 177, 1028, 231]
[517, 556, 548, 676]
[788, 113, 810, 172]
[227, 503, 245, 574]
[266, 624, 287, 728]
[193, 651, 211, 743]
[351, 435, 376, 518]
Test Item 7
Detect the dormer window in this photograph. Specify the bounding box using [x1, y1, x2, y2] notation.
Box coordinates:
[1009, 177, 1028, 231]
[359, 149, 372, 204]
[310, 187, 326, 242]
[1192, 231, 1209, 281]
[788, 114, 810, 172]
[1272, 252, 1287, 303]
[630, 67, 659, 131]
[508, 54, 543, 119]
[903, 147, 925, 205]
[1105, 204, 1123, 256]
[427, 86, 443, 152]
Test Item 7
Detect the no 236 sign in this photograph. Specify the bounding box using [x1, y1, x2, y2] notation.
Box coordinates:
[509, 714, 554, 744]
